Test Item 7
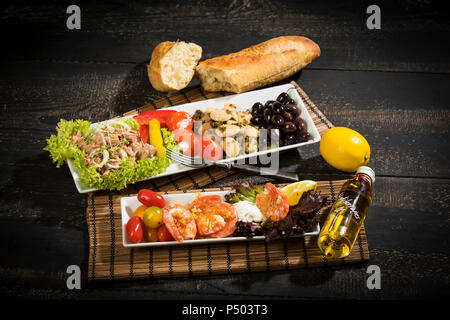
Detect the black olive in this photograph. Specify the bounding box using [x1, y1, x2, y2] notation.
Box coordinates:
[251, 115, 264, 125]
[281, 121, 297, 133]
[295, 118, 307, 133]
[296, 131, 311, 143]
[283, 111, 293, 121]
[264, 100, 276, 109]
[251, 102, 264, 116]
[285, 104, 300, 118]
[272, 101, 286, 114]
[284, 133, 297, 145]
[272, 114, 285, 128]
[276, 92, 289, 104]
[285, 98, 296, 106]
[263, 108, 273, 123]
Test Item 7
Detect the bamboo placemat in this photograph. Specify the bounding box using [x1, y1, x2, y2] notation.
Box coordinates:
[93, 81, 333, 196]
[85, 82, 365, 282]
[87, 180, 369, 281]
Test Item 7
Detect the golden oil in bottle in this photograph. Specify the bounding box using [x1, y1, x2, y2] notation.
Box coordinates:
[317, 166, 375, 259]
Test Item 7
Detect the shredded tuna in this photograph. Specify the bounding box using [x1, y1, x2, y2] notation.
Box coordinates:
[71, 121, 157, 177]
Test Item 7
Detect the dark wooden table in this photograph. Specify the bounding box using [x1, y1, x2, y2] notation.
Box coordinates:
[1, 0, 449, 300]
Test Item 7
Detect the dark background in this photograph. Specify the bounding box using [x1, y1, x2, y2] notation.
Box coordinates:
[0, 0, 449, 300]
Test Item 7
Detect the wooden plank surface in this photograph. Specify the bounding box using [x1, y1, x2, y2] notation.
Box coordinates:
[1, 1, 450, 73]
[1, 177, 448, 299]
[1, 61, 448, 179]
[0, 0, 449, 300]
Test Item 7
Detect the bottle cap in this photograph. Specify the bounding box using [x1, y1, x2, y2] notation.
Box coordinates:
[356, 166, 375, 183]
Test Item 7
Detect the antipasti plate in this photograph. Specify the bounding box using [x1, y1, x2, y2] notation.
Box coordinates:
[68, 83, 321, 193]
[120, 190, 320, 248]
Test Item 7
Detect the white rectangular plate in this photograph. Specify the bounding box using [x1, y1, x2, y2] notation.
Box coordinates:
[120, 190, 320, 248]
[68, 83, 321, 193]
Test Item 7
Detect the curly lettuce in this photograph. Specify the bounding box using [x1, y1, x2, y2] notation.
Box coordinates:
[161, 127, 180, 152]
[44, 118, 175, 190]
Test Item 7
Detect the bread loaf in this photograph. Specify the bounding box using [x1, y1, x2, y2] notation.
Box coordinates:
[148, 41, 202, 92]
[195, 36, 320, 93]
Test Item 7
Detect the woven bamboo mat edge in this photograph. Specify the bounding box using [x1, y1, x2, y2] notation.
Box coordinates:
[94, 81, 333, 196]
[87, 180, 370, 281]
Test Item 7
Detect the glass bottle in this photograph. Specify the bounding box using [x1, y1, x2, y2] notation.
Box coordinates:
[317, 166, 375, 259]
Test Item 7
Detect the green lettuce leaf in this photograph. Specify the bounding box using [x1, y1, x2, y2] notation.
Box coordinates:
[44, 118, 175, 190]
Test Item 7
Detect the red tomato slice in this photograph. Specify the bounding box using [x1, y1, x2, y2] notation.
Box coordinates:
[173, 128, 195, 156]
[256, 183, 290, 222]
[195, 136, 223, 161]
[167, 111, 193, 132]
[137, 189, 165, 208]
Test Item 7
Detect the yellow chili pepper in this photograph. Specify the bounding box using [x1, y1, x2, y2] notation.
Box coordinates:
[148, 119, 165, 158]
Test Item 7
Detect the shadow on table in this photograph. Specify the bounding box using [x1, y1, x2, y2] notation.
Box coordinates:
[111, 63, 166, 116]
[0, 152, 91, 287]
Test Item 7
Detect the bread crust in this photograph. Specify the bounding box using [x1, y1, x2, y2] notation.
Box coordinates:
[148, 41, 177, 92]
[148, 41, 202, 92]
[195, 36, 320, 93]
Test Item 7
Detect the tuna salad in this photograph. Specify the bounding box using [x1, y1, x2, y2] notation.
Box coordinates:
[44, 117, 177, 191]
[71, 122, 157, 177]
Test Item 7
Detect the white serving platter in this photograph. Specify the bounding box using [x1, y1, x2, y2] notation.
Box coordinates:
[120, 190, 320, 248]
[68, 83, 321, 193]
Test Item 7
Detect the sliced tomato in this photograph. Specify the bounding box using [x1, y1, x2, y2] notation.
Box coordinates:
[195, 136, 223, 162]
[173, 128, 195, 156]
[256, 183, 290, 222]
[167, 111, 193, 132]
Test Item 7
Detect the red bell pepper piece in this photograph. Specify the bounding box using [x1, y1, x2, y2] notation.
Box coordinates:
[133, 110, 176, 127]
[139, 124, 149, 144]
[134, 110, 193, 133]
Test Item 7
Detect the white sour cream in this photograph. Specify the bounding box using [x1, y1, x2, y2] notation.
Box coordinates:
[233, 201, 265, 222]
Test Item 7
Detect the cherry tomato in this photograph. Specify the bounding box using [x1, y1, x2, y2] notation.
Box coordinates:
[126, 216, 144, 243]
[143, 206, 163, 229]
[195, 136, 223, 161]
[173, 128, 195, 156]
[157, 224, 175, 242]
[133, 205, 147, 219]
[145, 228, 159, 242]
[137, 189, 165, 208]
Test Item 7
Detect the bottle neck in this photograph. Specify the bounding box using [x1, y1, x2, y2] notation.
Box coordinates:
[353, 173, 373, 186]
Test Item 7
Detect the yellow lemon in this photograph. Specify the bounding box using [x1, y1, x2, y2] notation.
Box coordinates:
[320, 127, 370, 172]
[281, 180, 317, 206]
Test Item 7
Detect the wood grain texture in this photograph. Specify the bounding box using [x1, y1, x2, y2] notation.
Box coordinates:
[1, 61, 448, 180]
[1, 177, 448, 299]
[1, 0, 449, 300]
[1, 0, 450, 73]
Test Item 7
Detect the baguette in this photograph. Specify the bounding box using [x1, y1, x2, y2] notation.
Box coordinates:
[147, 41, 202, 92]
[195, 36, 320, 93]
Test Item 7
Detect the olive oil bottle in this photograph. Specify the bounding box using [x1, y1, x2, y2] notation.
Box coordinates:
[317, 166, 375, 259]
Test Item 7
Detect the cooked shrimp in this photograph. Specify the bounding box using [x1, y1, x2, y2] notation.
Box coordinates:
[256, 183, 290, 222]
[162, 203, 197, 242]
[188, 195, 237, 237]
